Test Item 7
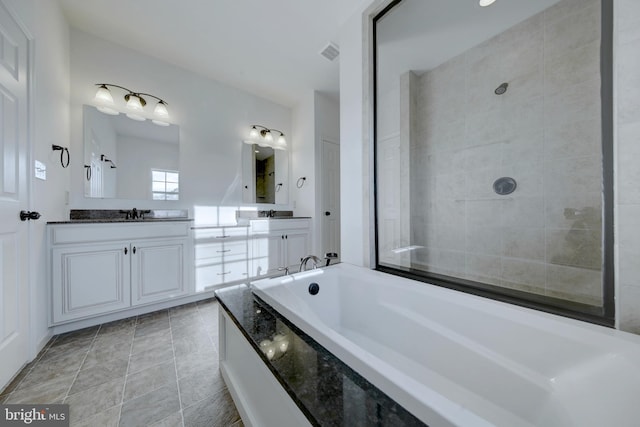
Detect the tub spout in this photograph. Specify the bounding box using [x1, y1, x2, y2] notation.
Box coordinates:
[299, 255, 322, 272]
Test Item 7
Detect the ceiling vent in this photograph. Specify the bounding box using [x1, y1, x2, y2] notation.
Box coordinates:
[320, 42, 340, 61]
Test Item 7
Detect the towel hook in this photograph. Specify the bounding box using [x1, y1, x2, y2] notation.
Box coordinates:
[296, 177, 306, 188]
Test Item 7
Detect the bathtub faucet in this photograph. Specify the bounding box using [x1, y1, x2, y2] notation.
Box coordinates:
[299, 255, 322, 272]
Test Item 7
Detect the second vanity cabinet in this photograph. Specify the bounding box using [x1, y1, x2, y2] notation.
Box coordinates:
[49, 221, 192, 325]
[249, 219, 311, 277]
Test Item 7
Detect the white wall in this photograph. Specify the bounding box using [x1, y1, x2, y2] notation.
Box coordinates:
[3, 0, 72, 356]
[69, 29, 292, 225]
[615, 0, 640, 333]
[339, 0, 640, 333]
[291, 91, 340, 257]
[339, 8, 368, 266]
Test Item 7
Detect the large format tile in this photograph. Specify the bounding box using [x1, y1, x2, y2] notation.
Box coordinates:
[172, 332, 214, 357]
[131, 329, 172, 355]
[72, 404, 121, 427]
[18, 351, 86, 389]
[50, 326, 99, 348]
[124, 361, 177, 402]
[175, 350, 218, 380]
[134, 318, 171, 338]
[70, 357, 129, 394]
[5, 373, 74, 404]
[128, 346, 175, 375]
[183, 389, 241, 427]
[177, 366, 225, 408]
[64, 376, 125, 424]
[119, 383, 180, 427]
[149, 411, 183, 427]
[97, 317, 137, 336]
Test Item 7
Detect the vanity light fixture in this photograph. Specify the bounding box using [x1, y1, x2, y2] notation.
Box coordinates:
[244, 125, 287, 150]
[93, 83, 171, 126]
[479, 0, 496, 6]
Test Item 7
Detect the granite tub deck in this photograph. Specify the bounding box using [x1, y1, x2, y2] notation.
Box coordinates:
[215, 285, 425, 427]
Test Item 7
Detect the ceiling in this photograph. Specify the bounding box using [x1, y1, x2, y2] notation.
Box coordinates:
[59, 0, 368, 108]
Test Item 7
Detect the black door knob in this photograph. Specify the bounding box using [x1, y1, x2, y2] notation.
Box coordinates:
[325, 211, 331, 216]
[20, 211, 41, 221]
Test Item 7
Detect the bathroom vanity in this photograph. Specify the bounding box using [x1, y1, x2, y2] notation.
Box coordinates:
[48, 211, 312, 332]
[47, 216, 194, 329]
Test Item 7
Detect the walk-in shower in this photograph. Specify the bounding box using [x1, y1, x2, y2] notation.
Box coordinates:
[374, 0, 613, 324]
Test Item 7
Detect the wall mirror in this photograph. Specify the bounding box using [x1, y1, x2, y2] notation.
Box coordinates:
[374, 0, 613, 324]
[242, 143, 288, 204]
[83, 105, 180, 199]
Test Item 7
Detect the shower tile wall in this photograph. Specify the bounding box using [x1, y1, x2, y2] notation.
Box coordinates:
[406, 0, 603, 305]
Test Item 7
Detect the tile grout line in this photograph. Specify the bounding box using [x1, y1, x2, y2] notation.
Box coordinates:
[168, 310, 186, 427]
[116, 314, 139, 426]
[61, 325, 102, 404]
[2, 335, 59, 402]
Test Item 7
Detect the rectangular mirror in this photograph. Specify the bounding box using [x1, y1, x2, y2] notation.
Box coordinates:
[83, 105, 180, 199]
[242, 143, 288, 205]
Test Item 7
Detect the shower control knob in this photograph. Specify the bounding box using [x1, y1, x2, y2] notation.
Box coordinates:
[325, 211, 331, 216]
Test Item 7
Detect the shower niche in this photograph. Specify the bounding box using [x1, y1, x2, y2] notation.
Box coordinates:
[374, 0, 613, 323]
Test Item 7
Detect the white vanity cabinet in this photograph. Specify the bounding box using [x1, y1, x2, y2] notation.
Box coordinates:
[193, 226, 249, 291]
[249, 219, 311, 277]
[49, 221, 192, 325]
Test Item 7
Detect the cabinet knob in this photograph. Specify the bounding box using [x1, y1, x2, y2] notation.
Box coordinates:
[132, 246, 136, 254]
[124, 247, 128, 255]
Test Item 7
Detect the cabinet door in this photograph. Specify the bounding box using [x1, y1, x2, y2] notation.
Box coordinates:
[52, 243, 130, 324]
[250, 234, 285, 277]
[284, 231, 310, 271]
[131, 239, 188, 306]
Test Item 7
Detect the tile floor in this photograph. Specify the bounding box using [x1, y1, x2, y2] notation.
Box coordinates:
[0, 298, 243, 427]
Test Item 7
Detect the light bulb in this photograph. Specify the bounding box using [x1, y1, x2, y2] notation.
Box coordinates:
[273, 334, 289, 354]
[274, 133, 287, 150]
[94, 85, 114, 104]
[249, 126, 259, 139]
[94, 85, 118, 115]
[479, 0, 496, 6]
[264, 130, 273, 142]
[126, 94, 144, 112]
[153, 101, 169, 119]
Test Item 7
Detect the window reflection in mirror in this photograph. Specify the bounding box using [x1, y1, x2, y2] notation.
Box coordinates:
[83, 105, 180, 199]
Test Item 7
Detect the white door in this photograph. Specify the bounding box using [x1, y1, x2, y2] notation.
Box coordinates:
[0, 2, 31, 389]
[321, 140, 340, 260]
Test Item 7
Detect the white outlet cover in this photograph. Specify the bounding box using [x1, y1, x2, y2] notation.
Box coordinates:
[35, 160, 46, 180]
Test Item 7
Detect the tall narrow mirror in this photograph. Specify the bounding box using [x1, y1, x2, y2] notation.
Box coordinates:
[242, 143, 288, 205]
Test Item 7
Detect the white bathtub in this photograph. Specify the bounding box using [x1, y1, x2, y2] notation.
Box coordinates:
[250, 263, 640, 427]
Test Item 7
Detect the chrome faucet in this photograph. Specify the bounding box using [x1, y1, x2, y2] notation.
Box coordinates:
[299, 255, 322, 272]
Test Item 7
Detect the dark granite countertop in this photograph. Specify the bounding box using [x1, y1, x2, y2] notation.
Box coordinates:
[47, 218, 193, 224]
[47, 209, 192, 224]
[215, 285, 426, 427]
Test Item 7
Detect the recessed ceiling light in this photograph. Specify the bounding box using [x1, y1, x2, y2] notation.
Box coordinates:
[479, 0, 496, 6]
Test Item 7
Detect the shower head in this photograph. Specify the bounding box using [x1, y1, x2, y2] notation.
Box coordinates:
[494, 82, 508, 95]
